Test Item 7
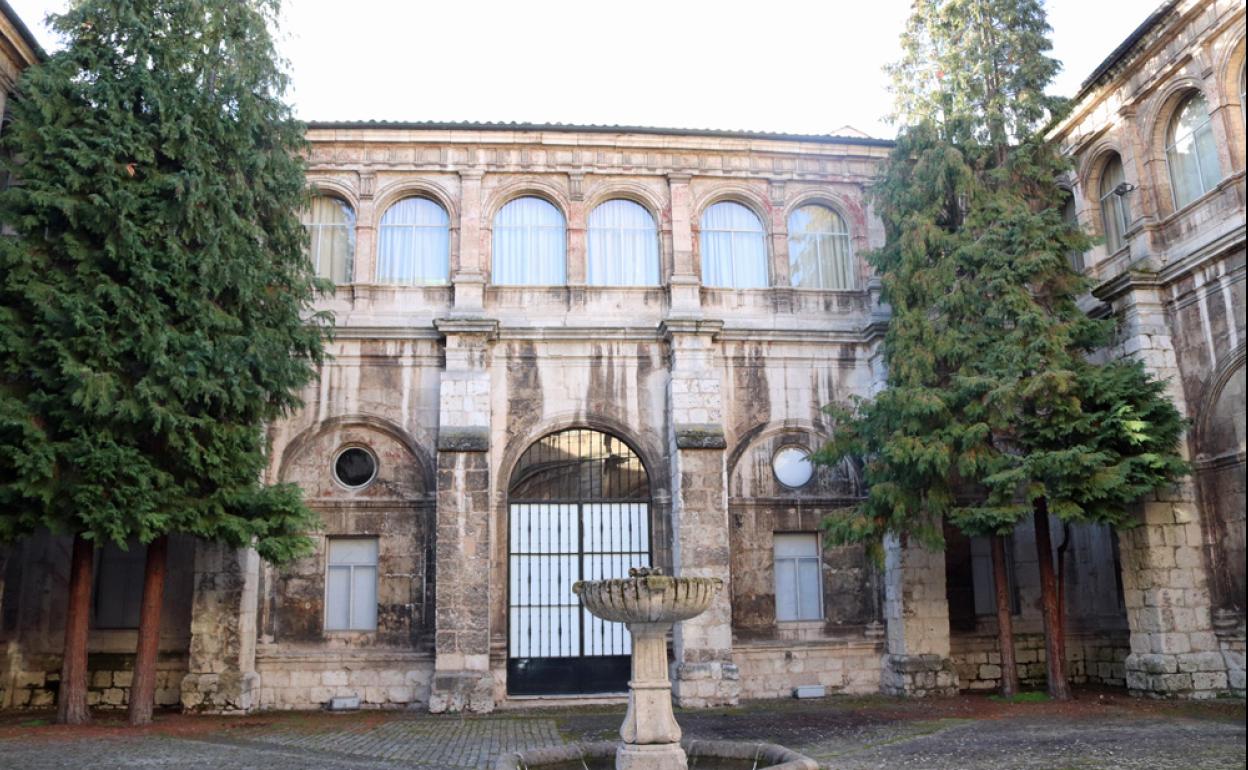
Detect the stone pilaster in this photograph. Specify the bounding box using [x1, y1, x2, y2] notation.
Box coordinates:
[880, 533, 959, 697]
[662, 319, 739, 708]
[180, 542, 260, 713]
[666, 174, 701, 316]
[429, 318, 496, 713]
[1095, 276, 1229, 698]
[452, 170, 486, 315]
[353, 172, 377, 285]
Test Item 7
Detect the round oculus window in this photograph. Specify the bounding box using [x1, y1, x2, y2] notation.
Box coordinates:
[334, 447, 377, 489]
[772, 446, 814, 489]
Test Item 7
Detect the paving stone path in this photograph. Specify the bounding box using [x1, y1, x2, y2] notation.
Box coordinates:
[0, 693, 1242, 769]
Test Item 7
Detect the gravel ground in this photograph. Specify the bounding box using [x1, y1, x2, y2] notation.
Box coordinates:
[0, 691, 1242, 770]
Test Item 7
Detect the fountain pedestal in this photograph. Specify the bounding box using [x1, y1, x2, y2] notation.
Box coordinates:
[574, 571, 723, 770]
[618, 622, 683, 769]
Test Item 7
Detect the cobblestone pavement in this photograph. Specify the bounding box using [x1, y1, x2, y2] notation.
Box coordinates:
[0, 692, 1242, 770]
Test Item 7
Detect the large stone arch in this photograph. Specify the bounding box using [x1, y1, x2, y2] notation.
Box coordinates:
[1193, 344, 1246, 614]
[725, 421, 873, 638]
[496, 422, 664, 696]
[278, 413, 434, 500]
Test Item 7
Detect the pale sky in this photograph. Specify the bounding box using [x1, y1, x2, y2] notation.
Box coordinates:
[9, 0, 1161, 138]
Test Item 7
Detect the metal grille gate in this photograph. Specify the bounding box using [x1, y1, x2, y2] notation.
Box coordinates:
[506, 429, 650, 695]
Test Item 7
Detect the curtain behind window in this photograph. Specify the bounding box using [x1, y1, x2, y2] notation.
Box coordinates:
[787, 205, 854, 289]
[587, 199, 660, 286]
[1166, 93, 1223, 209]
[377, 197, 450, 285]
[700, 201, 768, 288]
[493, 197, 566, 285]
[302, 196, 355, 284]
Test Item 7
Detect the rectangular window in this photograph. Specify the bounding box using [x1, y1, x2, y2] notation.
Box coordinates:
[774, 533, 822, 622]
[325, 538, 378, 631]
[94, 541, 145, 629]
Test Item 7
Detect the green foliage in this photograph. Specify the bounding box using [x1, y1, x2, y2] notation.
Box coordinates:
[888, 0, 1064, 147]
[0, 0, 328, 563]
[817, 0, 1186, 553]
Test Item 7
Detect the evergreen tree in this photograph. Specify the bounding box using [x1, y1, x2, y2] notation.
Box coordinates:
[818, 0, 1186, 700]
[0, 0, 328, 724]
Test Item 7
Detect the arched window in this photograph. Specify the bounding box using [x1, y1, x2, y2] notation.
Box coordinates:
[1097, 155, 1131, 254]
[1061, 191, 1084, 273]
[492, 197, 566, 285]
[787, 205, 855, 289]
[587, 199, 660, 286]
[1166, 92, 1223, 209]
[377, 197, 450, 285]
[700, 201, 768, 288]
[301, 195, 355, 284]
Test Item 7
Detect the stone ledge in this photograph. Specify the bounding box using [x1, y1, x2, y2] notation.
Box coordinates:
[438, 426, 490, 452]
[674, 424, 727, 449]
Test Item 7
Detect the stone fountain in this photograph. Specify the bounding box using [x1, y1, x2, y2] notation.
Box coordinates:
[495, 567, 817, 770]
[573, 567, 721, 770]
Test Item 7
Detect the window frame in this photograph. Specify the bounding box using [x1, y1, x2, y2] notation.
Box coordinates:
[302, 194, 356, 285]
[376, 195, 451, 286]
[699, 200, 770, 289]
[786, 204, 856, 290]
[773, 532, 824, 623]
[324, 537, 379, 633]
[1165, 91, 1223, 210]
[1097, 155, 1131, 254]
[586, 198, 661, 287]
[491, 196, 568, 286]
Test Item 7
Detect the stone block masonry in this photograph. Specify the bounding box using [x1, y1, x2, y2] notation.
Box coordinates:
[1118, 494, 1229, 698]
[880, 535, 959, 697]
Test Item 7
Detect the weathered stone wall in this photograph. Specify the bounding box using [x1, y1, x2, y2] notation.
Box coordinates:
[735, 639, 883, 699]
[255, 653, 433, 710]
[951, 633, 1129, 692]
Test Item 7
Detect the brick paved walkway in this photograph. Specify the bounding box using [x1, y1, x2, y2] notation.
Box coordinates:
[223, 716, 562, 768]
[0, 692, 1242, 769]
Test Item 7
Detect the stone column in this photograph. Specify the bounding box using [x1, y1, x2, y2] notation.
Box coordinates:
[880, 533, 959, 697]
[179, 542, 260, 713]
[1096, 275, 1229, 698]
[662, 319, 739, 707]
[429, 318, 497, 713]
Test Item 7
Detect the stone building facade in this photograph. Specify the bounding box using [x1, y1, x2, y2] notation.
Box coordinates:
[1048, 0, 1246, 698]
[0, 0, 1243, 715]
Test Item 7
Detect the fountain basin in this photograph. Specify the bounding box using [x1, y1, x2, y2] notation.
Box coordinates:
[573, 574, 723, 624]
[493, 740, 818, 770]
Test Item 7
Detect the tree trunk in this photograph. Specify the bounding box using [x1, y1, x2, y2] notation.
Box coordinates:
[1056, 522, 1071, 653]
[128, 535, 168, 726]
[990, 534, 1020, 697]
[1033, 498, 1072, 700]
[57, 534, 93, 725]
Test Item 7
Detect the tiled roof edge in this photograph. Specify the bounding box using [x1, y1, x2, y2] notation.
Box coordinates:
[305, 120, 895, 147]
[0, 0, 47, 62]
[1073, 0, 1180, 103]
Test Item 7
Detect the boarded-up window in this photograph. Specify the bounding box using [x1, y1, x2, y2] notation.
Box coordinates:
[94, 542, 145, 629]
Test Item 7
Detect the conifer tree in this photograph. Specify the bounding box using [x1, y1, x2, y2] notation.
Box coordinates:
[819, 0, 1186, 700]
[0, 0, 327, 724]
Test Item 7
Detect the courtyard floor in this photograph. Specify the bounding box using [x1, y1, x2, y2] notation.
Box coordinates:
[0, 689, 1243, 770]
